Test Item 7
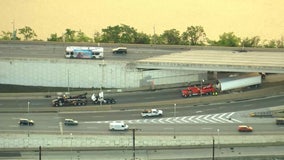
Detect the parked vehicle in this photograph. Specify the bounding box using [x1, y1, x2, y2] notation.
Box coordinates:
[109, 122, 129, 131]
[65, 46, 104, 59]
[52, 92, 116, 107]
[64, 119, 78, 126]
[216, 74, 262, 92]
[181, 84, 217, 97]
[238, 125, 253, 132]
[91, 91, 116, 104]
[18, 119, 34, 126]
[141, 109, 163, 117]
[112, 47, 127, 54]
[52, 93, 88, 107]
[276, 118, 284, 125]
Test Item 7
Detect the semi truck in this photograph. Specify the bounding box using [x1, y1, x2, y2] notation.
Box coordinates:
[216, 74, 262, 92]
[91, 91, 116, 104]
[65, 46, 104, 59]
[181, 84, 217, 98]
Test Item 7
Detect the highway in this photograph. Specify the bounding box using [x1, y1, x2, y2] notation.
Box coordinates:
[0, 43, 176, 61]
[1, 42, 284, 159]
[1, 91, 283, 135]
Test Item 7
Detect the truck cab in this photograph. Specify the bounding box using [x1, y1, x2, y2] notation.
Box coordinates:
[276, 118, 284, 125]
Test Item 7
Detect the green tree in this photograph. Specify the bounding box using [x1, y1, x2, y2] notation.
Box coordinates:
[264, 39, 277, 48]
[216, 32, 241, 47]
[161, 29, 180, 45]
[76, 30, 92, 42]
[93, 31, 101, 43]
[0, 31, 13, 40]
[275, 37, 284, 48]
[101, 25, 121, 43]
[120, 24, 137, 43]
[100, 24, 139, 43]
[151, 34, 163, 44]
[64, 29, 76, 42]
[134, 32, 150, 44]
[182, 26, 206, 45]
[242, 36, 261, 47]
[18, 26, 37, 40]
[47, 33, 62, 41]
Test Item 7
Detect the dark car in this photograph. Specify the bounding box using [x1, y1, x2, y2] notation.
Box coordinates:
[112, 47, 127, 54]
[64, 119, 78, 126]
[18, 119, 34, 126]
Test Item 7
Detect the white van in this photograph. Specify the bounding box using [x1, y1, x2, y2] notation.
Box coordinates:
[109, 122, 129, 131]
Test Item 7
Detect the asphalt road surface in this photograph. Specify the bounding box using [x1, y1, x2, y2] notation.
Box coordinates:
[1, 94, 283, 135]
[0, 43, 178, 61]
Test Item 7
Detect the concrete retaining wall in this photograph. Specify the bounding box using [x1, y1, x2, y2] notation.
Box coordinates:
[0, 58, 203, 89]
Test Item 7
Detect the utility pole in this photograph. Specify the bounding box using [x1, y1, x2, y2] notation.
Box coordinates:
[131, 128, 141, 160]
[133, 129, 136, 160]
[39, 146, 41, 160]
[174, 103, 176, 139]
[200, 79, 204, 96]
[27, 100, 30, 137]
[11, 20, 16, 40]
[212, 137, 215, 160]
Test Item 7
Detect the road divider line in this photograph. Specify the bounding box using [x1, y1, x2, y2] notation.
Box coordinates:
[204, 115, 216, 123]
[211, 114, 225, 123]
[59, 122, 63, 135]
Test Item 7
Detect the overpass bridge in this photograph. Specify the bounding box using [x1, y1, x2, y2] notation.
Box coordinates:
[135, 50, 284, 73]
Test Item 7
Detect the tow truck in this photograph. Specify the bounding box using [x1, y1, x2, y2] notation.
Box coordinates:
[52, 93, 88, 107]
[141, 109, 163, 118]
[181, 84, 217, 98]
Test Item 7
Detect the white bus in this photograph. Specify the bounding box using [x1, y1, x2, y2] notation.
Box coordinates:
[65, 46, 104, 59]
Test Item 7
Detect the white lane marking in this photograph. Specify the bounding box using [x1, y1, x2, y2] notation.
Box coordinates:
[204, 115, 216, 123]
[81, 112, 243, 124]
[196, 115, 208, 123]
[219, 113, 234, 123]
[202, 128, 213, 130]
[226, 112, 235, 119]
[173, 117, 183, 123]
[59, 122, 63, 135]
[87, 127, 99, 129]
[150, 119, 158, 123]
[181, 117, 188, 123]
[211, 114, 225, 123]
[128, 120, 133, 124]
[187, 116, 198, 123]
[166, 118, 174, 123]
[163, 127, 174, 130]
[159, 119, 165, 124]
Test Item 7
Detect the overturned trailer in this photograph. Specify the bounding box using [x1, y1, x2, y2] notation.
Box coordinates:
[216, 74, 262, 92]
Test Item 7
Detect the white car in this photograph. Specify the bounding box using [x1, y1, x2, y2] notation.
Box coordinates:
[64, 119, 78, 126]
[141, 109, 163, 118]
[109, 122, 128, 131]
